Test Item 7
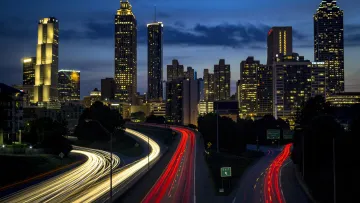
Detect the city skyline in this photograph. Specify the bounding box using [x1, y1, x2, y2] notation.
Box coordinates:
[0, 0, 359, 98]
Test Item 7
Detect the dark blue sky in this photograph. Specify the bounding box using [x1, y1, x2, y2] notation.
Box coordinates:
[0, 0, 359, 97]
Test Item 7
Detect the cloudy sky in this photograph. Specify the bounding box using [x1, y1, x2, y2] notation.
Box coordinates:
[0, 0, 359, 98]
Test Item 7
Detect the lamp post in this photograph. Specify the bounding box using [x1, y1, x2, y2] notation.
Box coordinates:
[85, 119, 113, 202]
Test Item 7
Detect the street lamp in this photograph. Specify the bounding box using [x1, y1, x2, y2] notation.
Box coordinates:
[85, 119, 113, 202]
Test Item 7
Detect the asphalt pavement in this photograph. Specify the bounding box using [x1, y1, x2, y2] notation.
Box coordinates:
[280, 159, 310, 203]
[233, 148, 280, 203]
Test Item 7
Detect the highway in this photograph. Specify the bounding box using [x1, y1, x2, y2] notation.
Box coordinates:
[69, 128, 161, 202]
[0, 128, 160, 203]
[233, 144, 292, 203]
[0, 146, 120, 203]
[142, 126, 196, 203]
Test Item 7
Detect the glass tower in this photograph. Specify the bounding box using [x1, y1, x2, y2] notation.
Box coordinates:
[314, 0, 344, 95]
[147, 22, 163, 101]
[115, 0, 137, 104]
[33, 17, 59, 104]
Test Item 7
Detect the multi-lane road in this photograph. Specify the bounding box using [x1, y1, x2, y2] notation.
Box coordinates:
[142, 126, 196, 203]
[0, 146, 120, 203]
[0, 128, 160, 203]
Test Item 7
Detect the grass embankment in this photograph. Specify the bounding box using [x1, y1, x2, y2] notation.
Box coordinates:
[0, 153, 83, 189]
[75, 133, 144, 157]
[205, 149, 264, 195]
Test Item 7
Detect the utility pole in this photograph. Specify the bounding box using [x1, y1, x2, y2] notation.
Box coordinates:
[333, 137, 336, 203]
[148, 134, 150, 170]
[216, 102, 219, 153]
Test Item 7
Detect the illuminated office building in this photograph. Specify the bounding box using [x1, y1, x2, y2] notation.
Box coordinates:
[267, 27, 293, 65]
[22, 57, 36, 103]
[167, 59, 184, 82]
[273, 53, 312, 126]
[239, 57, 259, 119]
[214, 59, 230, 101]
[326, 93, 360, 107]
[311, 62, 326, 98]
[198, 101, 213, 115]
[257, 64, 273, 117]
[58, 70, 80, 102]
[147, 22, 163, 101]
[33, 17, 59, 104]
[115, 0, 137, 104]
[314, 0, 344, 95]
[203, 69, 215, 102]
[185, 66, 195, 80]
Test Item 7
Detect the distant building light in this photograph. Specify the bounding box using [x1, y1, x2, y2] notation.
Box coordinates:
[312, 62, 325, 65]
[23, 58, 32, 63]
[59, 69, 81, 73]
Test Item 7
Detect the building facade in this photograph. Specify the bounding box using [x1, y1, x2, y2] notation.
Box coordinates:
[34, 17, 59, 105]
[267, 27, 293, 65]
[166, 79, 198, 126]
[115, 0, 137, 104]
[314, 0, 344, 95]
[82, 88, 101, 108]
[58, 70, 80, 102]
[0, 83, 24, 144]
[239, 57, 259, 119]
[203, 69, 215, 102]
[273, 53, 312, 126]
[185, 66, 195, 80]
[167, 59, 184, 82]
[23, 57, 36, 103]
[147, 22, 163, 101]
[311, 62, 326, 98]
[101, 78, 116, 101]
[257, 64, 273, 117]
[149, 102, 166, 117]
[214, 59, 231, 101]
[326, 92, 360, 107]
[198, 101, 214, 115]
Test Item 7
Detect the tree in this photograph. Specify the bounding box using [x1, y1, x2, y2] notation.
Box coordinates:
[146, 115, 165, 124]
[198, 113, 246, 155]
[74, 101, 125, 141]
[131, 111, 146, 122]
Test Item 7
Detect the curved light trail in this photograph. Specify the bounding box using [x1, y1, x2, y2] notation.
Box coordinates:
[70, 128, 161, 202]
[142, 127, 196, 203]
[0, 146, 120, 203]
[264, 143, 292, 203]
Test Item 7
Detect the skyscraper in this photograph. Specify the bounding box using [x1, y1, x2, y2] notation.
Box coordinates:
[257, 64, 273, 117]
[267, 27, 293, 65]
[167, 59, 184, 82]
[203, 69, 215, 101]
[115, 0, 137, 104]
[314, 0, 344, 95]
[185, 66, 195, 80]
[214, 59, 230, 101]
[273, 53, 312, 126]
[239, 57, 259, 118]
[34, 17, 59, 104]
[23, 57, 36, 103]
[147, 22, 163, 101]
[311, 62, 326, 98]
[58, 70, 80, 102]
[101, 78, 116, 101]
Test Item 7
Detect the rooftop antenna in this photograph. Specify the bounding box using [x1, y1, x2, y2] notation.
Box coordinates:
[154, 5, 157, 22]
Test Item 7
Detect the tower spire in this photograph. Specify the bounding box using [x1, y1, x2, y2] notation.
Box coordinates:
[154, 5, 157, 22]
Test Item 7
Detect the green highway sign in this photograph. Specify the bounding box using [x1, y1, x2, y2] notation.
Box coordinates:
[283, 130, 294, 140]
[267, 129, 280, 140]
[220, 167, 232, 177]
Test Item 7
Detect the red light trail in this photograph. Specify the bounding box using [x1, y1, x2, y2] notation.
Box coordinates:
[142, 127, 196, 203]
[264, 143, 292, 203]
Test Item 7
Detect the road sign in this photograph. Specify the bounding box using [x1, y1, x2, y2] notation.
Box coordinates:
[59, 152, 64, 159]
[283, 130, 294, 140]
[220, 167, 232, 177]
[207, 142, 212, 149]
[267, 129, 280, 140]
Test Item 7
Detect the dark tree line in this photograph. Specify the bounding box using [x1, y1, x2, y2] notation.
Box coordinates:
[291, 95, 354, 203]
[23, 117, 72, 156]
[198, 113, 246, 155]
[74, 101, 125, 141]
